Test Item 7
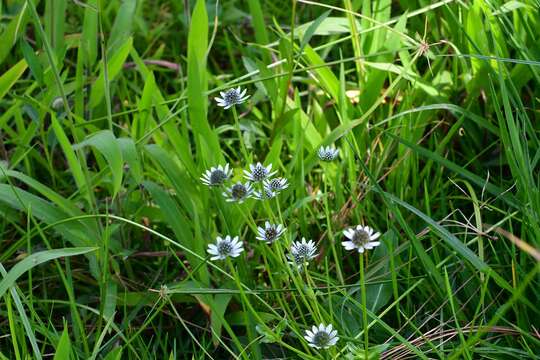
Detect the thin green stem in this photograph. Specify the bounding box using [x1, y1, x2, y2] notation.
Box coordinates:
[359, 253, 369, 357]
[232, 106, 250, 161]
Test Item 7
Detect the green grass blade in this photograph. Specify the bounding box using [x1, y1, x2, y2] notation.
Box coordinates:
[0, 247, 97, 298]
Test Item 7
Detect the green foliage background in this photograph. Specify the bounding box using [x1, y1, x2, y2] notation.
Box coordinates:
[0, 0, 539, 358]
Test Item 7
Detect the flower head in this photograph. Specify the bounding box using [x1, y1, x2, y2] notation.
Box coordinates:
[207, 235, 243, 260]
[318, 146, 339, 161]
[342, 225, 381, 253]
[304, 324, 339, 349]
[214, 87, 249, 109]
[200, 164, 232, 187]
[244, 162, 277, 182]
[288, 238, 318, 268]
[253, 187, 277, 201]
[222, 182, 253, 203]
[265, 177, 289, 192]
[256, 222, 286, 244]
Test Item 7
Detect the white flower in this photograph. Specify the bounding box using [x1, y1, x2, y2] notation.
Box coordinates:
[288, 238, 318, 267]
[318, 146, 339, 161]
[265, 177, 289, 192]
[253, 187, 277, 201]
[304, 324, 339, 349]
[200, 164, 232, 186]
[244, 162, 277, 182]
[214, 87, 250, 109]
[222, 182, 253, 203]
[207, 235, 243, 260]
[342, 225, 381, 253]
[256, 222, 286, 244]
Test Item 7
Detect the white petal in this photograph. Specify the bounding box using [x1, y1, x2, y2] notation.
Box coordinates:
[370, 232, 381, 240]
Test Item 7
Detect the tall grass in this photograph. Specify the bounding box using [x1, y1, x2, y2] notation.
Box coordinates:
[0, 0, 539, 358]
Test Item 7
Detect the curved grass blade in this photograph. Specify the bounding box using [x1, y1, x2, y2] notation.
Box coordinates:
[0, 247, 97, 299]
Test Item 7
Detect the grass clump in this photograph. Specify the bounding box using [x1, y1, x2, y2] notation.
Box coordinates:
[0, 0, 539, 359]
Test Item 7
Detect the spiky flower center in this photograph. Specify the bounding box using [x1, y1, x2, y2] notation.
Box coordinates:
[319, 149, 336, 161]
[261, 188, 274, 199]
[231, 184, 247, 199]
[264, 227, 278, 241]
[270, 178, 283, 190]
[223, 89, 240, 104]
[312, 331, 330, 347]
[293, 244, 311, 264]
[352, 230, 370, 247]
[209, 169, 227, 185]
[321, 152, 333, 160]
[251, 165, 267, 181]
[217, 241, 233, 256]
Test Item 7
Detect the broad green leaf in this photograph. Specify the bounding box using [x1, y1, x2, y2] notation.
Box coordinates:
[142, 180, 208, 285]
[294, 17, 361, 38]
[302, 45, 339, 100]
[0, 59, 28, 101]
[75, 130, 123, 198]
[44, 0, 66, 57]
[81, 0, 98, 66]
[108, 0, 136, 53]
[118, 138, 142, 183]
[299, 10, 331, 52]
[53, 327, 71, 360]
[187, 0, 223, 164]
[20, 40, 43, 84]
[132, 72, 156, 141]
[363, 61, 439, 97]
[0, 2, 31, 65]
[211, 294, 232, 346]
[50, 114, 89, 203]
[89, 37, 132, 108]
[0, 247, 97, 298]
[102, 347, 122, 360]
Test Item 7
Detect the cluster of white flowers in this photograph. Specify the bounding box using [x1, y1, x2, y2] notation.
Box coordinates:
[200, 161, 289, 204]
[206, 87, 385, 352]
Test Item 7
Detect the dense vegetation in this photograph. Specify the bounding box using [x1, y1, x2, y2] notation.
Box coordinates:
[0, 0, 539, 358]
